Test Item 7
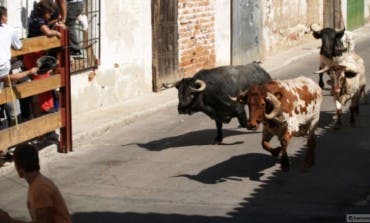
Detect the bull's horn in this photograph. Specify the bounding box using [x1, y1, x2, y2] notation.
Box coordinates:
[228, 95, 237, 101]
[265, 92, 281, 120]
[163, 81, 180, 88]
[238, 89, 249, 98]
[310, 23, 322, 33]
[314, 66, 330, 74]
[190, 79, 206, 92]
[229, 88, 249, 102]
[335, 22, 345, 33]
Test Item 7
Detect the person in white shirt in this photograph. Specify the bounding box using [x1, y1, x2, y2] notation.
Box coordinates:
[0, 6, 23, 80]
[0, 6, 38, 126]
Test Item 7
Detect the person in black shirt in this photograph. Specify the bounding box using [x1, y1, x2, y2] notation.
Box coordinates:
[28, 1, 64, 38]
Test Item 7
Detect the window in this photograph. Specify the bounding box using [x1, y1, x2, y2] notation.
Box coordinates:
[71, 0, 101, 74]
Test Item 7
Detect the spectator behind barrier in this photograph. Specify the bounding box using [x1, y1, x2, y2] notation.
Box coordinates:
[0, 6, 22, 83]
[31, 56, 57, 115]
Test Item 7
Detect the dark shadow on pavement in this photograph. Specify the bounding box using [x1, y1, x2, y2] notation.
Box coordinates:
[72, 212, 230, 223]
[134, 129, 254, 151]
[174, 153, 277, 184]
[74, 93, 370, 223]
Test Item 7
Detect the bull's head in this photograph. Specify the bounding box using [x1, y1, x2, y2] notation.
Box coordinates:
[164, 78, 206, 115]
[237, 86, 282, 130]
[311, 24, 346, 59]
[315, 64, 358, 97]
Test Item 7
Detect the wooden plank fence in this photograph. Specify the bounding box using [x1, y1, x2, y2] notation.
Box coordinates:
[0, 29, 72, 153]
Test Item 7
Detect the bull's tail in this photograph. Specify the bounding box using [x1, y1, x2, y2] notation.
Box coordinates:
[360, 85, 367, 104]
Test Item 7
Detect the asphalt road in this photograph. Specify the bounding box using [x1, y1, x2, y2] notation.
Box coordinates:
[1, 40, 370, 223]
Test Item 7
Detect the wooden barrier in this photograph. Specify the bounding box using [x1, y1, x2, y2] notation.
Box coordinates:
[0, 29, 72, 153]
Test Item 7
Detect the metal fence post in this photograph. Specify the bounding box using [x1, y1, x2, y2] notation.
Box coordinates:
[59, 28, 72, 153]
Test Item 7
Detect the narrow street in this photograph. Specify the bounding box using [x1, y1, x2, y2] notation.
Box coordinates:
[1, 39, 370, 223]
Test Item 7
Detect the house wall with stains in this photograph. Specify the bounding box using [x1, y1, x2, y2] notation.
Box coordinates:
[4, 0, 368, 116]
[261, 0, 323, 57]
[365, 0, 370, 20]
[70, 0, 152, 114]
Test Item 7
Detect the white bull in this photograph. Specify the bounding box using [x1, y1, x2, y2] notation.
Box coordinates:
[316, 52, 366, 128]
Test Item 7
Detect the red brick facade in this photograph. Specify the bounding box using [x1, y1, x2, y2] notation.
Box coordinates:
[178, 0, 216, 78]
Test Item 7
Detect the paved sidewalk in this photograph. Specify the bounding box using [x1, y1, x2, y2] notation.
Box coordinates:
[72, 23, 370, 146]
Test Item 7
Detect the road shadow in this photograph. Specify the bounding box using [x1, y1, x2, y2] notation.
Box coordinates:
[224, 101, 370, 222]
[132, 128, 254, 151]
[174, 153, 277, 183]
[72, 211, 229, 223]
[73, 99, 370, 222]
[73, 110, 370, 222]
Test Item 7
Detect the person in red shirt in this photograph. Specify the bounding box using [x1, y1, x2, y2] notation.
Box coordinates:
[31, 56, 57, 115]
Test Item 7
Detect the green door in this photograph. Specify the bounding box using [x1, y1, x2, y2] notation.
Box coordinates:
[347, 0, 364, 30]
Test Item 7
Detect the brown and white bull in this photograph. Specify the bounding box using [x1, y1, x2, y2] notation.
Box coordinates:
[315, 53, 366, 128]
[236, 77, 323, 171]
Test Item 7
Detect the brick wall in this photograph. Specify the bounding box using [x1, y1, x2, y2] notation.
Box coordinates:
[178, 0, 216, 78]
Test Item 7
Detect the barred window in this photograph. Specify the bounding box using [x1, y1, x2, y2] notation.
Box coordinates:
[71, 0, 101, 74]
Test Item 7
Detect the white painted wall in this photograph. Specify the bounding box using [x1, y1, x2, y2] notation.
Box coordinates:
[342, 0, 348, 26]
[71, 0, 153, 114]
[261, 0, 322, 57]
[6, 0, 153, 115]
[365, 0, 370, 19]
[5, 0, 36, 37]
[214, 0, 230, 66]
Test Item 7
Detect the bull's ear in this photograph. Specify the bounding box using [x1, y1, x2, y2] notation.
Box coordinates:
[344, 71, 357, 78]
[312, 31, 321, 39]
[274, 92, 283, 100]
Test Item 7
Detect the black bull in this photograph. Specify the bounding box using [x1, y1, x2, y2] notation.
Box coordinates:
[166, 62, 272, 144]
[310, 24, 346, 88]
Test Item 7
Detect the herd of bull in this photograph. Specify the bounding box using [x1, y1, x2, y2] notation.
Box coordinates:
[165, 24, 367, 172]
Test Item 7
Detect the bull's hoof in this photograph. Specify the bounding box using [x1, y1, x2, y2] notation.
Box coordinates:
[319, 80, 325, 89]
[355, 107, 360, 115]
[213, 139, 223, 145]
[302, 158, 314, 172]
[333, 122, 342, 129]
[307, 138, 317, 149]
[301, 163, 312, 173]
[350, 120, 356, 128]
[280, 156, 290, 172]
[281, 163, 290, 172]
[270, 147, 282, 157]
[237, 124, 246, 128]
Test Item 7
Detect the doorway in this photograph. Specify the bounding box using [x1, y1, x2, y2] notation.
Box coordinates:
[231, 0, 262, 65]
[151, 0, 179, 92]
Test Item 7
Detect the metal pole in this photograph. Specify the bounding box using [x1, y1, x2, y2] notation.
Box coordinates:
[59, 28, 72, 153]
